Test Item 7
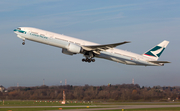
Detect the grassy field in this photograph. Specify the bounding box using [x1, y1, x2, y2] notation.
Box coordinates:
[0, 107, 96, 111]
[1, 100, 180, 106]
[97, 102, 180, 105]
[101, 107, 180, 111]
[1, 107, 180, 111]
[0, 100, 94, 106]
[1, 101, 180, 111]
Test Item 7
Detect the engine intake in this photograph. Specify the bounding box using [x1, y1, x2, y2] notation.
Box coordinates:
[62, 48, 74, 55]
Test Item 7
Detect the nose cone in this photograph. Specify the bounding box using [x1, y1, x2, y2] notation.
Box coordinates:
[13, 29, 19, 34]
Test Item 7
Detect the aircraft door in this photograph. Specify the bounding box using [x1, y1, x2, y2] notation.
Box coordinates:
[47, 33, 55, 45]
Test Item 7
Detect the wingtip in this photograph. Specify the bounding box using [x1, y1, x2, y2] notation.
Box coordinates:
[125, 41, 131, 43]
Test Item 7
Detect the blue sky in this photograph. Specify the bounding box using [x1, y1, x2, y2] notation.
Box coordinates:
[0, 0, 180, 88]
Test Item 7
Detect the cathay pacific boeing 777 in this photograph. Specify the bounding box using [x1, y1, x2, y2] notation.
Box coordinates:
[14, 27, 170, 66]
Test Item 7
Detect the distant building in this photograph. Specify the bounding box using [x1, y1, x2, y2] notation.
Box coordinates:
[0, 85, 6, 92]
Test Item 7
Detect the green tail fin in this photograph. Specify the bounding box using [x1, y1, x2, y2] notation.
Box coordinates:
[143, 40, 169, 60]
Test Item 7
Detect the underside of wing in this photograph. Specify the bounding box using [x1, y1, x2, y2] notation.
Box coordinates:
[149, 61, 171, 63]
[82, 41, 130, 54]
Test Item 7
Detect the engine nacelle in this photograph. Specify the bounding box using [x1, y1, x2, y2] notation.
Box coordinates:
[62, 48, 74, 55]
[67, 43, 82, 53]
[62, 43, 82, 55]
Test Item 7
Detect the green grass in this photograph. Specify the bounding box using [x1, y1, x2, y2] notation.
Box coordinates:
[1, 101, 180, 111]
[0, 107, 94, 111]
[96, 102, 180, 105]
[1, 100, 180, 106]
[2, 107, 180, 111]
[0, 100, 94, 106]
[99, 107, 180, 111]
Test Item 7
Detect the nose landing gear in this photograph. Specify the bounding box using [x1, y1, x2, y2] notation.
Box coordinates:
[22, 40, 25, 45]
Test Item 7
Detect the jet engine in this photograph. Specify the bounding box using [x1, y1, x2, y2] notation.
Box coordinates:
[62, 43, 82, 55]
[62, 48, 74, 55]
[67, 43, 82, 53]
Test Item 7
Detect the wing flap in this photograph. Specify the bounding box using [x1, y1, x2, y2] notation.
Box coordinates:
[82, 41, 130, 52]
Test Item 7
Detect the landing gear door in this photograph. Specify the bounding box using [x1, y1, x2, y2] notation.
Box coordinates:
[49, 34, 54, 40]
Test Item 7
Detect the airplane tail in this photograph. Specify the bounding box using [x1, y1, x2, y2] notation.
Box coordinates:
[142, 40, 169, 60]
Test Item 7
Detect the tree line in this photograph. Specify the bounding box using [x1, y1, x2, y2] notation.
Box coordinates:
[0, 84, 179, 101]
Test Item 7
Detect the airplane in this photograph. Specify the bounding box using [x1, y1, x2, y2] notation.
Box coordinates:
[14, 27, 170, 66]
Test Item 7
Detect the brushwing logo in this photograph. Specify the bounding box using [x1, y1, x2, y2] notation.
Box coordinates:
[144, 46, 165, 58]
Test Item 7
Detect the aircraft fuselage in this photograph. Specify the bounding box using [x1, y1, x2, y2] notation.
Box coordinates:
[14, 27, 170, 66]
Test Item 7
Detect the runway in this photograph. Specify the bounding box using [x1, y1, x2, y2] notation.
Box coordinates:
[45, 105, 180, 111]
[1, 105, 180, 111]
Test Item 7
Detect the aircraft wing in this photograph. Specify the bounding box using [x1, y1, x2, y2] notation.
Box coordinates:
[82, 41, 130, 54]
[149, 61, 171, 63]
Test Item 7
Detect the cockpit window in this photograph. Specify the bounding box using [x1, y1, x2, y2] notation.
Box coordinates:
[14, 27, 26, 34]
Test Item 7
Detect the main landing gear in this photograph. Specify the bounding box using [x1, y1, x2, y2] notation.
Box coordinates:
[82, 51, 96, 63]
[82, 58, 95, 63]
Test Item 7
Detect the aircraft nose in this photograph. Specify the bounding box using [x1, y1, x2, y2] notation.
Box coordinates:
[14, 29, 17, 31]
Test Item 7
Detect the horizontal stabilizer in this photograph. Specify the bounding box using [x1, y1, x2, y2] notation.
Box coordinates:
[149, 61, 171, 63]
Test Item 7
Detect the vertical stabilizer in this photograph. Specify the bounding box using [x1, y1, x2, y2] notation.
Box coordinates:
[142, 40, 169, 60]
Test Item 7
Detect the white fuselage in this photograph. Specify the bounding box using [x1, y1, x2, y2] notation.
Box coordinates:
[14, 27, 162, 66]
